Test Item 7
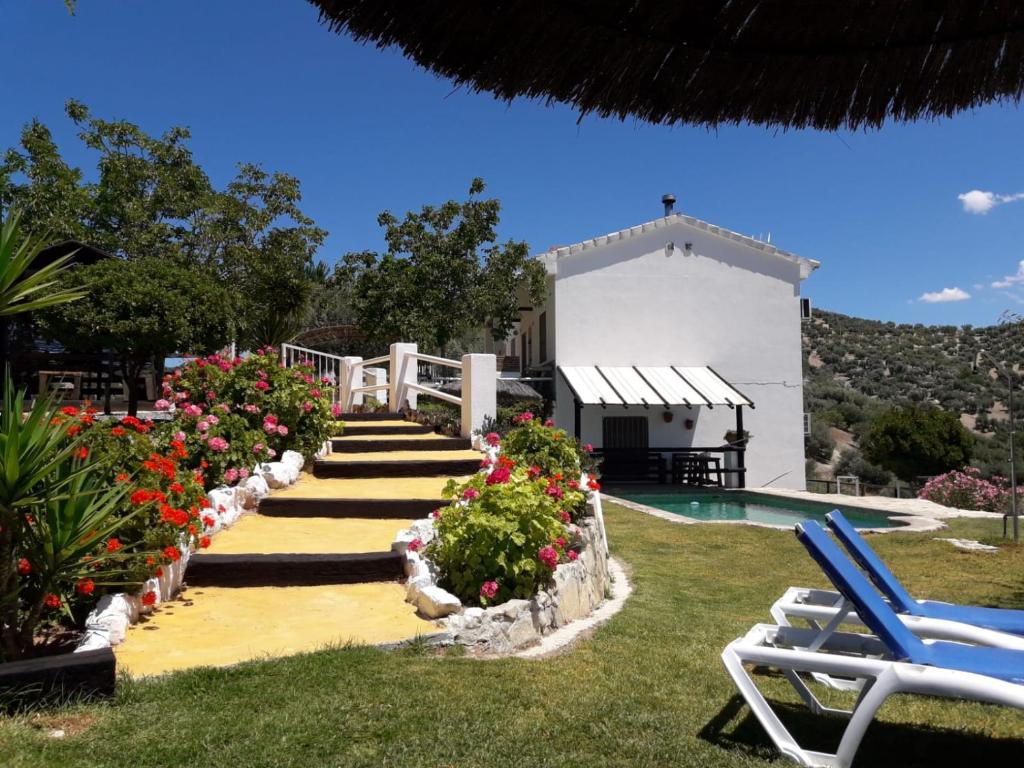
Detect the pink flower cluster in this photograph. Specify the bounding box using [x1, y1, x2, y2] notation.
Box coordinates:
[479, 580, 499, 599]
[537, 545, 559, 569]
[918, 467, 1014, 513]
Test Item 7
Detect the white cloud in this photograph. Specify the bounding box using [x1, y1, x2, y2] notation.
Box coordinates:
[958, 189, 1024, 214]
[918, 287, 971, 303]
[991, 261, 1024, 289]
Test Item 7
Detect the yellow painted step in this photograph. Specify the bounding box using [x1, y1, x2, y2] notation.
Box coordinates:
[116, 583, 436, 677]
[271, 473, 469, 499]
[205, 514, 410, 554]
[320, 449, 482, 462]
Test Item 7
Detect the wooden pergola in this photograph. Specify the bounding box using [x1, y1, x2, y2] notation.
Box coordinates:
[308, 1, 1024, 130]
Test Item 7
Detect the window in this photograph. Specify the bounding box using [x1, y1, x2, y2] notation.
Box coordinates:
[602, 416, 649, 449]
[803, 413, 811, 436]
[538, 312, 548, 362]
[800, 297, 812, 321]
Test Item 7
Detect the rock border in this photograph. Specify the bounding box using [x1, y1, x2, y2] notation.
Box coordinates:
[391, 474, 617, 654]
[74, 443, 328, 654]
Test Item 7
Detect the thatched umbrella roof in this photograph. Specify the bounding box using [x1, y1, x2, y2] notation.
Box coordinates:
[439, 378, 543, 401]
[309, 1, 1024, 130]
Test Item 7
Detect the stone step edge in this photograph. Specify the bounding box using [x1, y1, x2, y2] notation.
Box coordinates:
[258, 497, 446, 519]
[337, 424, 435, 436]
[337, 412, 406, 422]
[312, 459, 482, 479]
[329, 438, 472, 452]
[185, 551, 404, 587]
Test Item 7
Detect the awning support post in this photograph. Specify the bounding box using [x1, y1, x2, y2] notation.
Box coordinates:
[736, 405, 746, 489]
[574, 398, 582, 441]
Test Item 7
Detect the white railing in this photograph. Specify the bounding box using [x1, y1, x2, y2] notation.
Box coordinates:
[280, 343, 346, 404]
[282, 342, 496, 437]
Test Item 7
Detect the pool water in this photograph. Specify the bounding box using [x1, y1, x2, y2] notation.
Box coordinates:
[614, 491, 904, 529]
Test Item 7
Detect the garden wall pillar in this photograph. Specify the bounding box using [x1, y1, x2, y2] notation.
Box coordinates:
[461, 353, 496, 438]
[341, 356, 363, 409]
[390, 343, 418, 411]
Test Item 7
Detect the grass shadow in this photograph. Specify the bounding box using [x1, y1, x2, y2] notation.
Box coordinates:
[701, 694, 1024, 766]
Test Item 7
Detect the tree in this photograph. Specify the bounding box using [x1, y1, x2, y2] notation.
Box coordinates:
[38, 258, 233, 415]
[1, 102, 326, 350]
[341, 178, 546, 354]
[861, 405, 974, 482]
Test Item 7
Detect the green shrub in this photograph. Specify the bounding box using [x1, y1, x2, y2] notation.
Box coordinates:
[429, 464, 572, 606]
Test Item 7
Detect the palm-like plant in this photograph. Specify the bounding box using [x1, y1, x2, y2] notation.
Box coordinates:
[0, 381, 148, 659]
[0, 209, 87, 317]
[9, 459, 139, 657]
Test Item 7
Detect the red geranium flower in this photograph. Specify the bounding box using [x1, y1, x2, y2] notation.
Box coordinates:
[141, 591, 157, 607]
[106, 538, 122, 553]
[199, 536, 211, 549]
[162, 545, 181, 562]
[75, 578, 95, 596]
[110, 426, 126, 437]
[74, 446, 89, 460]
[43, 593, 61, 609]
[16, 558, 31, 575]
[60, 406, 79, 417]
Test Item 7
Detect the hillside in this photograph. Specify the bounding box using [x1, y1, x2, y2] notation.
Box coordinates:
[802, 309, 1022, 482]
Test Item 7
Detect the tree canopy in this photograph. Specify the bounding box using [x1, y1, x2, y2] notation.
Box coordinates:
[861, 404, 974, 482]
[340, 178, 546, 355]
[37, 257, 233, 415]
[0, 101, 326, 349]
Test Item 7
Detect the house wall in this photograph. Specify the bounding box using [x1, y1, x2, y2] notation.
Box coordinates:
[549, 220, 809, 490]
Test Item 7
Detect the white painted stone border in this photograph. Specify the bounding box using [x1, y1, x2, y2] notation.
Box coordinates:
[74, 445, 325, 653]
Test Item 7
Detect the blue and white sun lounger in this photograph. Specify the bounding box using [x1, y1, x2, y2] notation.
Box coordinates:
[722, 521, 1024, 768]
[829, 509, 1024, 633]
[770, 510, 1024, 652]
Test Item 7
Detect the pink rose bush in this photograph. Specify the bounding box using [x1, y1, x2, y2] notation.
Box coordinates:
[919, 467, 1016, 513]
[161, 349, 333, 487]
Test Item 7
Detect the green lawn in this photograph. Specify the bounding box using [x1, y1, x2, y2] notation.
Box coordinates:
[2, 503, 1024, 767]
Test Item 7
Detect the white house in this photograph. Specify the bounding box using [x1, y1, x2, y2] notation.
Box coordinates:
[495, 200, 818, 490]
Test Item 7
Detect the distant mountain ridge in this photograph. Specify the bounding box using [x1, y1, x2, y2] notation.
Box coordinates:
[802, 309, 1021, 430]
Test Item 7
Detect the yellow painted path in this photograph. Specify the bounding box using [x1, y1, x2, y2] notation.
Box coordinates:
[272, 473, 466, 499]
[115, 419, 472, 677]
[116, 583, 430, 677]
[204, 514, 411, 554]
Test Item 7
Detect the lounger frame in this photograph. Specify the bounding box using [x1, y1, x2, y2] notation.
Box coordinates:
[722, 622, 1024, 768]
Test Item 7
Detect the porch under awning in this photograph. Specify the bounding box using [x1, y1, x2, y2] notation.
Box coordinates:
[558, 365, 753, 409]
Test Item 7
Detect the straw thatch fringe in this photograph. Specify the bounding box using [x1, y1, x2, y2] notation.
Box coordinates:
[308, 0, 1024, 131]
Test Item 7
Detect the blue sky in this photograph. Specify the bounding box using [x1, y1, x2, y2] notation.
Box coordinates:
[6, 1, 1024, 327]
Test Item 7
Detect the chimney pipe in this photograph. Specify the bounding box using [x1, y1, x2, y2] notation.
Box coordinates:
[662, 193, 676, 216]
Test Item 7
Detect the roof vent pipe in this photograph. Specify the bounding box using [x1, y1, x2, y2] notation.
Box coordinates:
[662, 193, 676, 216]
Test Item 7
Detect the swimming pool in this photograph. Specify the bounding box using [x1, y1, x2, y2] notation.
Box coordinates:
[611, 490, 905, 529]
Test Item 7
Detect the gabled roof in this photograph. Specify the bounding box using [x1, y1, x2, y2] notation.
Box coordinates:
[540, 212, 819, 280]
